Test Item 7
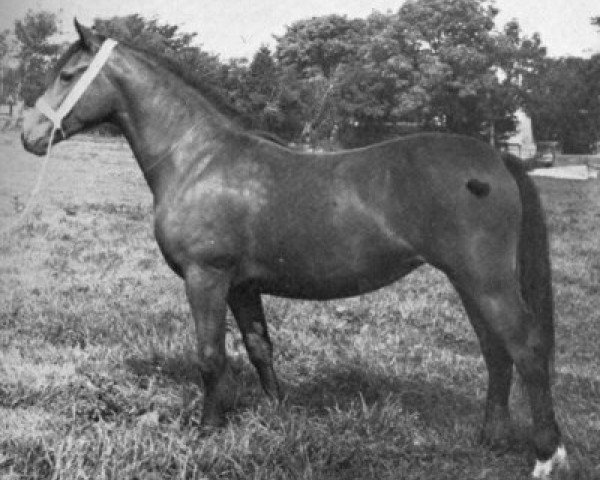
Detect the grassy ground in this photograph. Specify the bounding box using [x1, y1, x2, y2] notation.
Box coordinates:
[1, 131, 598, 479]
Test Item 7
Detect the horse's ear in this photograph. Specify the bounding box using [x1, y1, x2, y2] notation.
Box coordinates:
[74, 18, 101, 52]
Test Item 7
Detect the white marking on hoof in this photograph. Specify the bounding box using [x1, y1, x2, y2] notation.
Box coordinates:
[532, 444, 569, 479]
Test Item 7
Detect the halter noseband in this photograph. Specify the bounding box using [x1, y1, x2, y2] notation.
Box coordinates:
[35, 38, 118, 133]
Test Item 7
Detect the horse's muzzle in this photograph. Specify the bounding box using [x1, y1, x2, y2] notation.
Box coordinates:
[21, 107, 65, 156]
[21, 130, 49, 156]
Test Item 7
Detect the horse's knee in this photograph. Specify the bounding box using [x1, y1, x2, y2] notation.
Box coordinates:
[506, 331, 552, 383]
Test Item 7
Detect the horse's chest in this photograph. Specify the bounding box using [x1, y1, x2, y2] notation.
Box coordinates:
[154, 193, 245, 272]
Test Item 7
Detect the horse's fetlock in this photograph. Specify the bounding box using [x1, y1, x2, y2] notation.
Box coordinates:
[533, 423, 561, 460]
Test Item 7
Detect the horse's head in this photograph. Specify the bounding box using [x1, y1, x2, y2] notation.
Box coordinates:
[22, 20, 119, 155]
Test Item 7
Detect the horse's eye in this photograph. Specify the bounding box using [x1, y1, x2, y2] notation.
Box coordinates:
[60, 71, 75, 82]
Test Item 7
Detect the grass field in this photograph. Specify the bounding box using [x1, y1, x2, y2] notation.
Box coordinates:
[1, 131, 599, 479]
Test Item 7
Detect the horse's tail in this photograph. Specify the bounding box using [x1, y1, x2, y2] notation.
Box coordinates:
[501, 152, 555, 376]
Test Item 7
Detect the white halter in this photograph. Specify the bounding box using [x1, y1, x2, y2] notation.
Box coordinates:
[35, 38, 118, 131]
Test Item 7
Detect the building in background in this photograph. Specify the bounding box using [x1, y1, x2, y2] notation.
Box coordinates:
[501, 108, 537, 159]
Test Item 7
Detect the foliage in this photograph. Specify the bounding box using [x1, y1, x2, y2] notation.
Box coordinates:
[5, 3, 550, 148]
[225, 46, 296, 135]
[0, 29, 9, 63]
[13, 10, 62, 105]
[11, 3, 600, 150]
[271, 1, 547, 147]
[0, 29, 12, 101]
[275, 14, 366, 79]
[92, 14, 197, 55]
[524, 56, 600, 153]
[83, 4, 552, 147]
[518, 14, 600, 153]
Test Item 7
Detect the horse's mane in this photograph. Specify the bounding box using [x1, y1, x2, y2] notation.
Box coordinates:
[120, 41, 294, 144]
[122, 41, 254, 130]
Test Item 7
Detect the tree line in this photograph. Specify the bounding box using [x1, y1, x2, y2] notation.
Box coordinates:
[1, 0, 599, 152]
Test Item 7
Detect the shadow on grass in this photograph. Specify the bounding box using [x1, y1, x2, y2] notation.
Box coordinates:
[124, 351, 203, 386]
[125, 351, 482, 429]
[283, 364, 479, 427]
[127, 352, 571, 455]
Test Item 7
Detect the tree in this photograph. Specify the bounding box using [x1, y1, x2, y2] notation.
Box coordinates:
[515, 15, 600, 153]
[272, 1, 546, 147]
[275, 15, 366, 79]
[236, 46, 285, 131]
[0, 29, 11, 101]
[393, 0, 544, 139]
[13, 10, 61, 105]
[525, 56, 600, 153]
[93, 14, 197, 55]
[274, 15, 369, 145]
[217, 47, 303, 140]
[0, 29, 9, 64]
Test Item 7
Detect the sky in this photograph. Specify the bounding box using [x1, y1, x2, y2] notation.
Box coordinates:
[1, 0, 599, 59]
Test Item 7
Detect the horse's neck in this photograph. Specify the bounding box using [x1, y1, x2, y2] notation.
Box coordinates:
[113, 52, 231, 199]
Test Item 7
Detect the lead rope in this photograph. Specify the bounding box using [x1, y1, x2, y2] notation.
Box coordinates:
[0, 126, 59, 239]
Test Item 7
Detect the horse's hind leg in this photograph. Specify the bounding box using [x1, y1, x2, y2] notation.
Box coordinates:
[456, 287, 514, 449]
[228, 285, 281, 400]
[456, 277, 563, 473]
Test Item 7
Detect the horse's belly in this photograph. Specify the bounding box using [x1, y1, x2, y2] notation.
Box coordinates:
[250, 249, 425, 300]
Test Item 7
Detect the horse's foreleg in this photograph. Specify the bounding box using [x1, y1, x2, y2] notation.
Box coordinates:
[185, 265, 232, 427]
[228, 285, 281, 400]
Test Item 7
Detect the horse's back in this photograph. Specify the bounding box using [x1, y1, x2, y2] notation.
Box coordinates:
[228, 132, 521, 298]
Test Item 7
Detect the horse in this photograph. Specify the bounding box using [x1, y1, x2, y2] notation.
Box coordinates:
[21, 21, 568, 478]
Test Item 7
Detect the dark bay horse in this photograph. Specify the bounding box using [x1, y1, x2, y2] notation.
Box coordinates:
[21, 22, 568, 478]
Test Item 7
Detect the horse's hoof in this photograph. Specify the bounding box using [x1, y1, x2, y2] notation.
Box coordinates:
[531, 444, 569, 479]
[266, 383, 284, 404]
[479, 422, 515, 452]
[199, 411, 227, 432]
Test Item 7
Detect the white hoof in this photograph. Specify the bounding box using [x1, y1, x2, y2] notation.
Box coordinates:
[532, 444, 569, 479]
